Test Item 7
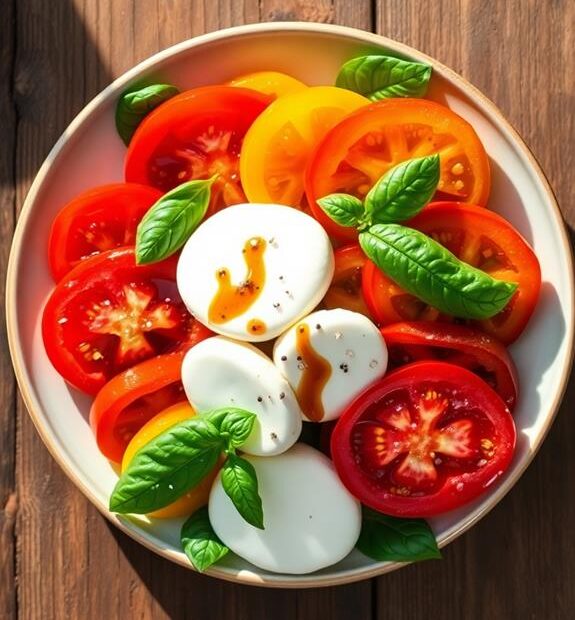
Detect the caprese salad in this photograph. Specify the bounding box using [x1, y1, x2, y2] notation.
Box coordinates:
[41, 55, 541, 575]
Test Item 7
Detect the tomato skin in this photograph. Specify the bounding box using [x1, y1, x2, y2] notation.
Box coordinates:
[90, 352, 185, 462]
[331, 361, 516, 517]
[125, 86, 271, 214]
[42, 247, 188, 395]
[121, 401, 221, 518]
[362, 202, 541, 344]
[323, 244, 372, 318]
[306, 98, 491, 242]
[227, 71, 306, 98]
[380, 322, 518, 409]
[48, 183, 162, 281]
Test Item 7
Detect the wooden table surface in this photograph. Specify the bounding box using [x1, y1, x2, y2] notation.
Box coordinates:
[1, 1, 574, 618]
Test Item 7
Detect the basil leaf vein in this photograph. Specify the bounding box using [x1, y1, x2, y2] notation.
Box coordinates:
[365, 155, 440, 224]
[336, 55, 432, 101]
[115, 83, 179, 146]
[221, 454, 264, 529]
[136, 177, 215, 264]
[109, 417, 223, 514]
[181, 506, 229, 572]
[359, 224, 518, 319]
[357, 507, 441, 562]
[317, 193, 365, 228]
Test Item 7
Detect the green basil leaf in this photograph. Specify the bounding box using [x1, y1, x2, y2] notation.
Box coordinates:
[357, 507, 441, 562]
[181, 506, 229, 572]
[214, 409, 257, 450]
[365, 155, 440, 224]
[336, 55, 432, 101]
[136, 177, 215, 265]
[317, 193, 365, 228]
[221, 454, 264, 529]
[359, 224, 518, 319]
[109, 417, 223, 514]
[116, 83, 179, 145]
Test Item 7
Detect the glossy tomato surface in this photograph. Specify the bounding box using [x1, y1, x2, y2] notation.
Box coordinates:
[48, 183, 162, 281]
[125, 86, 270, 215]
[331, 361, 516, 517]
[42, 247, 195, 394]
[240, 86, 368, 208]
[363, 202, 541, 344]
[380, 322, 518, 409]
[322, 244, 372, 318]
[90, 352, 188, 462]
[306, 99, 491, 241]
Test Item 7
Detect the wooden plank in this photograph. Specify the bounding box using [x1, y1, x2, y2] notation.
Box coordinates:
[373, 1, 575, 618]
[0, 0, 17, 617]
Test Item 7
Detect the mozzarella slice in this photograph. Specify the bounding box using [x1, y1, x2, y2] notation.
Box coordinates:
[177, 203, 334, 342]
[273, 309, 387, 422]
[209, 443, 361, 574]
[181, 336, 302, 456]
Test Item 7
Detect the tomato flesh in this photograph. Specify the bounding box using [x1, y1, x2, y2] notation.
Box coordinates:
[42, 247, 192, 394]
[90, 352, 187, 462]
[380, 322, 518, 409]
[48, 183, 162, 281]
[362, 202, 541, 344]
[125, 86, 271, 215]
[323, 244, 372, 318]
[331, 361, 516, 517]
[306, 99, 491, 241]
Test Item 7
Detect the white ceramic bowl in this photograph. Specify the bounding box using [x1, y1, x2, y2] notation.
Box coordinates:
[6, 22, 574, 588]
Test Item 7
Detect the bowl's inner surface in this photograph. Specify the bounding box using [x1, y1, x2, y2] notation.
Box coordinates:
[10, 25, 573, 586]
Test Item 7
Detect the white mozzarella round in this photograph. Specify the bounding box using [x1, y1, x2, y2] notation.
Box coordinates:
[209, 443, 361, 574]
[273, 309, 388, 422]
[181, 336, 302, 456]
[177, 203, 334, 342]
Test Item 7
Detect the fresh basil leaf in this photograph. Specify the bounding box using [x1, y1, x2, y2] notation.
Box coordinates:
[336, 55, 432, 101]
[214, 409, 257, 450]
[365, 155, 440, 224]
[116, 83, 179, 145]
[357, 507, 441, 562]
[109, 417, 223, 514]
[359, 224, 518, 319]
[317, 193, 365, 228]
[221, 454, 264, 529]
[136, 177, 215, 265]
[181, 506, 229, 572]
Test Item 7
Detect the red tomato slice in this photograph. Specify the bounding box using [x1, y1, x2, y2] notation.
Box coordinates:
[90, 353, 186, 462]
[362, 202, 541, 344]
[380, 322, 518, 410]
[306, 99, 491, 241]
[42, 247, 202, 395]
[323, 244, 372, 318]
[331, 361, 516, 517]
[48, 183, 162, 281]
[125, 86, 271, 215]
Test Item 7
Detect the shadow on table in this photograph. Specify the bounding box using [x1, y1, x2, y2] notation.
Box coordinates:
[106, 520, 301, 617]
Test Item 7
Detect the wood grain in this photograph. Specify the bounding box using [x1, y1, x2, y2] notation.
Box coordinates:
[0, 0, 17, 617]
[3, 0, 575, 618]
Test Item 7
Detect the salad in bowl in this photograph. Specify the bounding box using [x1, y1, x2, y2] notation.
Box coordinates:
[38, 51, 541, 576]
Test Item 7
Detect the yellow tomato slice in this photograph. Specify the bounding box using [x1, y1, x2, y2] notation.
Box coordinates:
[240, 86, 369, 208]
[227, 71, 306, 98]
[122, 401, 220, 519]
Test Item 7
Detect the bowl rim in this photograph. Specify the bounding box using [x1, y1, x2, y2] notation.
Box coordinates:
[6, 21, 575, 588]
